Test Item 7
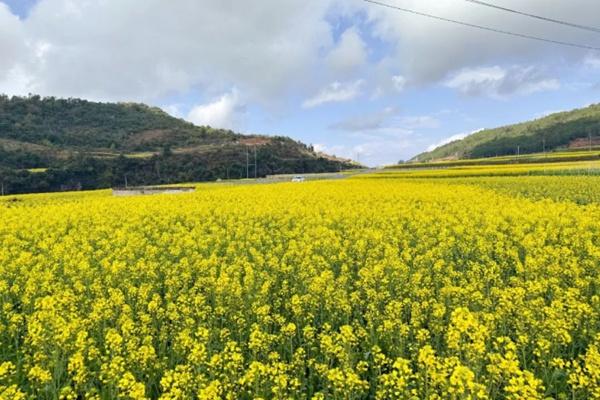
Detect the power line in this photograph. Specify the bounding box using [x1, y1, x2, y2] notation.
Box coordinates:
[363, 0, 600, 51]
[465, 0, 600, 34]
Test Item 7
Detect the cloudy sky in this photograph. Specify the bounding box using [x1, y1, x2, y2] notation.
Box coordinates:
[1, 0, 600, 165]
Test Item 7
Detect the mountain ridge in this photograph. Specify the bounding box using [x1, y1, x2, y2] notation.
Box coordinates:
[0, 95, 357, 194]
[412, 103, 600, 162]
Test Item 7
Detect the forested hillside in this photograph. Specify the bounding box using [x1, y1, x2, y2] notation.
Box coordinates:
[0, 95, 356, 194]
[413, 103, 600, 161]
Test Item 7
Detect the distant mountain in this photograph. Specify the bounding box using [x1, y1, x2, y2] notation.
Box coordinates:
[412, 103, 600, 162]
[0, 95, 357, 194]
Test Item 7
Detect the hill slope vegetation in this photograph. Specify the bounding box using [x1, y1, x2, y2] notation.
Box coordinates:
[0, 95, 356, 194]
[413, 103, 600, 162]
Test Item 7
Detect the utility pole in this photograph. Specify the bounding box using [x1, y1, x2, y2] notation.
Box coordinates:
[542, 138, 546, 155]
[124, 175, 128, 188]
[1, 180, 4, 197]
[254, 146, 257, 179]
[246, 147, 249, 179]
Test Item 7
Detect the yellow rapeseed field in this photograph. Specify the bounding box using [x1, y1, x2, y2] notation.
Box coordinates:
[1, 174, 600, 399]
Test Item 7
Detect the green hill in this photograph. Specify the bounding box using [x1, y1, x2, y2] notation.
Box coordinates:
[412, 103, 600, 162]
[0, 95, 356, 194]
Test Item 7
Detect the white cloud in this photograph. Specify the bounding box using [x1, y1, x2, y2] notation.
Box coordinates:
[364, 0, 600, 85]
[162, 104, 183, 119]
[0, 3, 25, 76]
[0, 0, 591, 105]
[584, 53, 600, 69]
[0, 0, 339, 102]
[445, 65, 560, 99]
[353, 140, 412, 166]
[426, 129, 483, 152]
[446, 66, 504, 93]
[370, 71, 408, 99]
[534, 109, 566, 119]
[0, 66, 32, 96]
[187, 89, 245, 129]
[392, 75, 406, 92]
[302, 80, 364, 108]
[398, 115, 439, 129]
[330, 107, 439, 135]
[313, 143, 327, 153]
[327, 107, 441, 165]
[326, 27, 367, 75]
[316, 140, 415, 167]
[330, 106, 398, 131]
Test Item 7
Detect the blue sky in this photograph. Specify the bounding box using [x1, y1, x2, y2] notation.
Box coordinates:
[3, 0, 34, 18]
[1, 0, 600, 165]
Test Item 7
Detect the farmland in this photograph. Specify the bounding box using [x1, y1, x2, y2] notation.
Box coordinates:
[1, 165, 600, 399]
[394, 149, 600, 170]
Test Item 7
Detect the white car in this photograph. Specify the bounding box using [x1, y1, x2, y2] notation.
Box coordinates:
[291, 175, 305, 182]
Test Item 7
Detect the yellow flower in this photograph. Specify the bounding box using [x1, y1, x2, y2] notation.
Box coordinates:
[1, 169, 599, 399]
[27, 365, 52, 385]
